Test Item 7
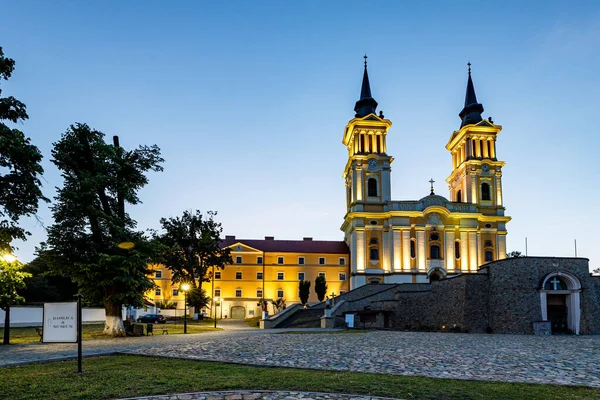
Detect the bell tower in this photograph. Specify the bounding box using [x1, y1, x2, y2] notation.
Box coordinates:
[446, 64, 505, 208]
[342, 56, 393, 214]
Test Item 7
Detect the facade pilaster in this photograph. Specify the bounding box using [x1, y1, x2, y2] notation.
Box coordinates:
[416, 229, 426, 271]
[497, 234, 507, 260]
[445, 230, 455, 271]
[468, 231, 478, 271]
[402, 230, 411, 271]
[459, 231, 468, 272]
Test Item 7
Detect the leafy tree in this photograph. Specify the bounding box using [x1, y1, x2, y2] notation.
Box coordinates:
[271, 297, 286, 313]
[506, 251, 524, 258]
[315, 275, 328, 302]
[592, 267, 600, 276]
[17, 252, 78, 303]
[1, 257, 31, 344]
[186, 287, 210, 311]
[298, 279, 311, 305]
[0, 47, 48, 253]
[45, 123, 163, 336]
[155, 210, 232, 309]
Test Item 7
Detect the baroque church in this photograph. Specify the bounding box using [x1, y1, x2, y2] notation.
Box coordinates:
[343, 59, 509, 287]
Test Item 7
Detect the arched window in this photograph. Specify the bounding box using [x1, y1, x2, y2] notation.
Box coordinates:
[430, 233, 439, 241]
[481, 183, 491, 201]
[544, 276, 568, 291]
[484, 240, 493, 247]
[455, 241, 460, 259]
[410, 239, 416, 259]
[367, 178, 377, 197]
[369, 238, 378, 245]
[369, 247, 379, 260]
[484, 250, 494, 262]
[430, 245, 441, 259]
[456, 190, 462, 203]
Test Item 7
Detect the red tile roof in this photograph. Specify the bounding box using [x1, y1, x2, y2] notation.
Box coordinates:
[221, 236, 349, 254]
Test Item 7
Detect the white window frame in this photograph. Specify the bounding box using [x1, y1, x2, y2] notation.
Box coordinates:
[318, 257, 326, 265]
[236, 256, 242, 264]
[256, 289, 263, 298]
[155, 288, 161, 296]
[172, 288, 179, 296]
[298, 272, 305, 281]
[214, 289, 221, 297]
[339, 272, 347, 281]
[298, 257, 305, 265]
[256, 271, 263, 280]
[277, 271, 285, 281]
[154, 270, 162, 278]
[235, 271, 242, 280]
[277, 256, 284, 264]
[339, 257, 346, 266]
[215, 271, 221, 279]
[257, 256, 263, 264]
[277, 289, 284, 298]
[235, 289, 242, 298]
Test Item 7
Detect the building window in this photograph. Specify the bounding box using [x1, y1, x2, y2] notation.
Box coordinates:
[318, 272, 326, 279]
[277, 272, 284, 280]
[339, 272, 347, 281]
[256, 272, 263, 280]
[277, 256, 284, 264]
[455, 241, 461, 259]
[172, 288, 179, 296]
[236, 256, 242, 264]
[484, 240, 493, 247]
[298, 272, 305, 281]
[485, 250, 494, 262]
[277, 289, 284, 298]
[235, 289, 242, 298]
[155, 288, 161, 296]
[481, 182, 491, 201]
[430, 233, 439, 241]
[367, 178, 377, 197]
[215, 271, 221, 279]
[256, 289, 263, 298]
[214, 289, 221, 297]
[410, 239, 416, 259]
[236, 271, 242, 280]
[298, 257, 305, 265]
[257, 256, 263, 264]
[318, 257, 325, 265]
[430, 245, 441, 259]
[369, 247, 379, 260]
[154, 270, 162, 278]
[370, 238, 378, 245]
[339, 257, 346, 266]
[456, 190, 462, 203]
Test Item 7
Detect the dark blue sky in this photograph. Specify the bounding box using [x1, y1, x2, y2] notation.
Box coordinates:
[2, 1, 599, 269]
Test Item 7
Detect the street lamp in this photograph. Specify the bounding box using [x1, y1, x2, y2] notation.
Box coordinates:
[181, 283, 191, 334]
[1, 253, 17, 263]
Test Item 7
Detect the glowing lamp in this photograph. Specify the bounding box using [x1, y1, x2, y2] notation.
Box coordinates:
[181, 283, 191, 292]
[118, 241, 135, 250]
[1, 253, 18, 263]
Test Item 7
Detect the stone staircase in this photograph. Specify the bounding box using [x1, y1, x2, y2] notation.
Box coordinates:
[276, 308, 323, 328]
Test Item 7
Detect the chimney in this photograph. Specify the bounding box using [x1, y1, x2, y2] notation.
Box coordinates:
[264, 236, 274, 240]
[225, 235, 235, 240]
[303, 237, 313, 241]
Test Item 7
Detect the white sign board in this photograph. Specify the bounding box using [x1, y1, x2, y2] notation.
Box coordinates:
[345, 314, 355, 328]
[43, 302, 77, 343]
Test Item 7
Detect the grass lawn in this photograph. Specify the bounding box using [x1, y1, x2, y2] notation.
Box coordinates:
[0, 319, 219, 345]
[0, 355, 597, 400]
[244, 316, 261, 328]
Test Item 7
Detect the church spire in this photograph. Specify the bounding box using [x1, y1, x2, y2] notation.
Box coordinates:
[354, 55, 378, 118]
[458, 62, 484, 128]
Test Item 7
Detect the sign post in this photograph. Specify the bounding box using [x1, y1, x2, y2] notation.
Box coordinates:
[42, 299, 81, 372]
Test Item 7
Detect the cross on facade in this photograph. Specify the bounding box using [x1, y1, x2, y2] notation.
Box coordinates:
[429, 178, 435, 194]
[550, 277, 562, 290]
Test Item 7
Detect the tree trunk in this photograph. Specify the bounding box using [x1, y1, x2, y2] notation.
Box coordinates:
[3, 306, 9, 345]
[103, 298, 125, 337]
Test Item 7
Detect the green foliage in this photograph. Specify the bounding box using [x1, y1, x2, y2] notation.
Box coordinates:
[315, 275, 327, 302]
[154, 210, 232, 290]
[0, 258, 31, 311]
[271, 297, 286, 313]
[155, 300, 177, 309]
[17, 252, 78, 303]
[593, 267, 600, 276]
[186, 287, 210, 309]
[0, 47, 48, 253]
[506, 251, 524, 258]
[298, 279, 311, 305]
[45, 123, 164, 330]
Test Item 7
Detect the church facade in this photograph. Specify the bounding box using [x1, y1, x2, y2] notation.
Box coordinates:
[343, 61, 510, 288]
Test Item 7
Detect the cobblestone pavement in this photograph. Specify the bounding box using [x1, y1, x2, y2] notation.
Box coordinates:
[2, 329, 600, 389]
[119, 390, 401, 400]
[128, 331, 600, 388]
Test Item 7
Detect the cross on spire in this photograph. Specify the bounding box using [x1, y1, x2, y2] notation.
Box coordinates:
[364, 54, 368, 68]
[467, 61, 471, 74]
[429, 178, 435, 195]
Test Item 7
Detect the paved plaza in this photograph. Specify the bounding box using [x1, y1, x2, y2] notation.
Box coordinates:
[119, 391, 400, 400]
[2, 324, 600, 389]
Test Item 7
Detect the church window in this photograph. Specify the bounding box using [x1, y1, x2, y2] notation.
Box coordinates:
[484, 250, 494, 262]
[484, 240, 493, 247]
[370, 238, 378, 245]
[370, 247, 379, 260]
[430, 245, 441, 259]
[456, 190, 462, 203]
[410, 239, 416, 259]
[367, 178, 377, 197]
[455, 241, 460, 259]
[481, 183, 491, 201]
[430, 233, 439, 241]
[544, 276, 568, 291]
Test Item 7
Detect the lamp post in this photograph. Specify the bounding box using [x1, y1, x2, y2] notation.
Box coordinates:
[181, 283, 191, 334]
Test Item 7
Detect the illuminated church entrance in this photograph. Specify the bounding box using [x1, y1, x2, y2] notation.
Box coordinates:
[540, 272, 581, 335]
[547, 294, 568, 334]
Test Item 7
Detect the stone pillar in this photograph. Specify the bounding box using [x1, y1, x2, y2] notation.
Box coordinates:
[495, 174, 503, 207]
[445, 230, 455, 271]
[393, 229, 402, 271]
[356, 230, 365, 272]
[416, 230, 426, 271]
[402, 230, 411, 271]
[497, 234, 507, 260]
[355, 167, 363, 202]
[468, 231, 478, 271]
[459, 231, 468, 272]
[382, 230, 389, 272]
[470, 174, 478, 204]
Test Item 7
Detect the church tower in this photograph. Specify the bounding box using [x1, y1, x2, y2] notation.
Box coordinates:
[342, 57, 393, 288]
[445, 64, 508, 262]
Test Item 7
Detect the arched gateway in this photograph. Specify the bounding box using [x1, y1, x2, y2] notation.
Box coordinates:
[540, 271, 581, 334]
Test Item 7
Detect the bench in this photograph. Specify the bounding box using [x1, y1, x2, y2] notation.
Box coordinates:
[35, 327, 43, 342]
[160, 328, 169, 335]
